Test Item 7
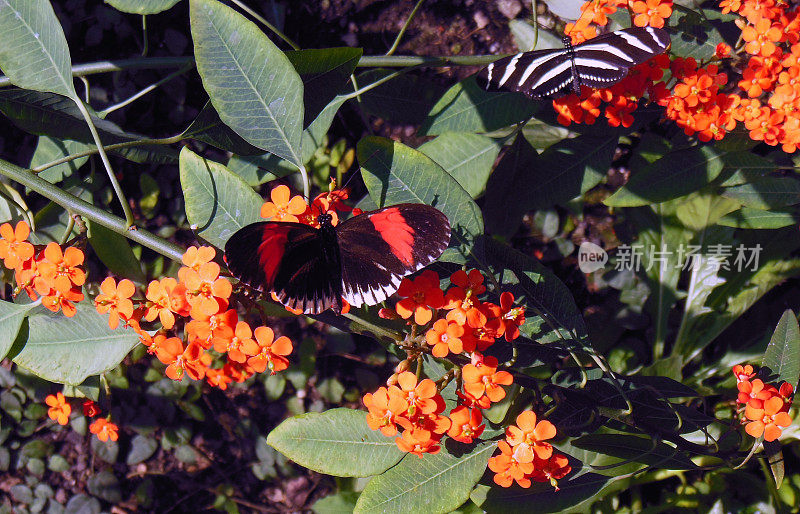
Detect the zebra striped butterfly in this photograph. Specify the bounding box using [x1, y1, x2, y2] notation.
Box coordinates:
[477, 26, 671, 98]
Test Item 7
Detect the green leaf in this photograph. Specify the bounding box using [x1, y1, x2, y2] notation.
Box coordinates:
[182, 101, 263, 156]
[87, 221, 146, 284]
[358, 136, 484, 263]
[286, 47, 362, 127]
[670, 8, 726, 61]
[762, 309, 800, 391]
[104, 0, 181, 14]
[483, 135, 539, 236]
[571, 433, 697, 470]
[420, 77, 538, 136]
[11, 304, 140, 385]
[716, 151, 773, 186]
[483, 237, 588, 347]
[508, 20, 562, 52]
[190, 0, 304, 167]
[302, 94, 348, 162]
[358, 69, 446, 125]
[29, 136, 91, 185]
[179, 146, 263, 248]
[0, 0, 77, 99]
[471, 473, 621, 513]
[529, 134, 618, 209]
[126, 435, 158, 465]
[267, 408, 404, 477]
[0, 89, 177, 164]
[313, 491, 360, 514]
[354, 441, 495, 514]
[717, 207, 798, 229]
[605, 146, 725, 207]
[0, 300, 36, 361]
[721, 177, 800, 209]
[417, 132, 501, 198]
[227, 152, 295, 186]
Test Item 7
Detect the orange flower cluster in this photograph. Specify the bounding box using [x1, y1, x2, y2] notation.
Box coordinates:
[554, 0, 673, 128]
[488, 410, 571, 490]
[0, 221, 85, 316]
[365, 268, 526, 461]
[258, 184, 357, 313]
[733, 364, 794, 442]
[92, 245, 294, 389]
[44, 394, 118, 443]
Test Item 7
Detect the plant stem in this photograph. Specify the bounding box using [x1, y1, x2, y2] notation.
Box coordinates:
[0, 54, 502, 88]
[0, 158, 185, 262]
[229, 0, 300, 50]
[100, 65, 192, 116]
[72, 99, 134, 227]
[386, 0, 425, 56]
[32, 135, 183, 175]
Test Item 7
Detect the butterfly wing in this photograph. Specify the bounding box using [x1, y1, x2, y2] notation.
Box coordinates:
[476, 48, 571, 98]
[335, 204, 451, 308]
[224, 222, 342, 314]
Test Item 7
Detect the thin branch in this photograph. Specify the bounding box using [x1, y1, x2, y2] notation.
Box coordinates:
[229, 0, 300, 50]
[386, 0, 425, 56]
[100, 65, 192, 116]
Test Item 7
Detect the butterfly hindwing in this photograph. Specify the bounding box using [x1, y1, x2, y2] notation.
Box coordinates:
[224, 222, 342, 314]
[335, 204, 451, 308]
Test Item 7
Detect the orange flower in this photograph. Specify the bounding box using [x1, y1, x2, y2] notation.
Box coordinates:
[205, 367, 233, 390]
[631, 0, 672, 28]
[260, 184, 307, 222]
[745, 396, 793, 441]
[488, 440, 535, 488]
[447, 406, 484, 443]
[181, 246, 216, 272]
[45, 393, 71, 425]
[89, 418, 119, 442]
[492, 292, 526, 342]
[426, 319, 466, 357]
[443, 288, 487, 328]
[247, 326, 293, 374]
[394, 270, 444, 325]
[733, 364, 756, 382]
[364, 386, 408, 436]
[211, 320, 259, 363]
[144, 278, 181, 329]
[0, 221, 34, 270]
[41, 287, 83, 317]
[182, 262, 232, 318]
[395, 429, 442, 457]
[530, 453, 572, 491]
[505, 410, 557, 462]
[94, 277, 135, 330]
[36, 243, 86, 294]
[388, 372, 440, 418]
[462, 357, 513, 402]
[450, 269, 486, 295]
[742, 19, 783, 57]
[186, 308, 237, 347]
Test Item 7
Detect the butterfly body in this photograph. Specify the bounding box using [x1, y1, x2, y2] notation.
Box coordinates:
[477, 27, 671, 98]
[224, 204, 451, 315]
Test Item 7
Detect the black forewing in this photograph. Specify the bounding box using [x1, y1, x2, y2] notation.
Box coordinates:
[335, 204, 451, 308]
[224, 222, 341, 314]
[476, 26, 670, 97]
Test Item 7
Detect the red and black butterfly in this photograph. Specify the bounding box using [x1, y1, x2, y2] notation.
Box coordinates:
[224, 204, 451, 314]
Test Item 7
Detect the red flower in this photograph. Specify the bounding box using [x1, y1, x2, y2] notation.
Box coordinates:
[447, 406, 485, 443]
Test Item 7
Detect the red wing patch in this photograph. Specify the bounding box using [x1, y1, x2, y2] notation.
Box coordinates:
[369, 207, 415, 266]
[257, 225, 290, 284]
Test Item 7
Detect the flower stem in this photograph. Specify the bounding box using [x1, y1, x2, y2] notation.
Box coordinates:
[0, 157, 185, 262]
[386, 0, 425, 56]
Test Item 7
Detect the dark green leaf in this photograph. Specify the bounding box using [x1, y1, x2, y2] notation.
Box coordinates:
[287, 47, 362, 127]
[127, 435, 158, 465]
[358, 136, 484, 263]
[418, 132, 501, 198]
[87, 470, 121, 503]
[420, 77, 538, 136]
[721, 177, 800, 209]
[267, 408, 404, 477]
[0, 89, 177, 164]
[571, 433, 697, 470]
[87, 221, 146, 284]
[182, 101, 263, 155]
[605, 146, 724, 207]
[179, 147, 263, 248]
[358, 69, 445, 125]
[669, 8, 727, 61]
[484, 135, 539, 236]
[29, 136, 91, 185]
[313, 491, 360, 514]
[354, 441, 495, 514]
[0, 300, 35, 361]
[761, 309, 800, 390]
[717, 207, 798, 229]
[190, 0, 304, 167]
